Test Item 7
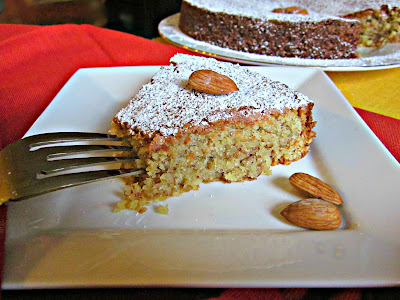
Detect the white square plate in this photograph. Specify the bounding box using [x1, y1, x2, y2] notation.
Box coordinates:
[4, 66, 400, 289]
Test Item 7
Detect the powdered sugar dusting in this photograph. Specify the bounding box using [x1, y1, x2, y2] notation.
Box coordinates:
[116, 54, 312, 137]
[187, 0, 398, 22]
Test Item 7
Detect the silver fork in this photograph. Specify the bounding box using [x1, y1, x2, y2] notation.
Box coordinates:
[0, 132, 145, 204]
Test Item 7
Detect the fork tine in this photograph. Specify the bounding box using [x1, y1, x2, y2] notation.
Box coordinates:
[36, 144, 135, 159]
[40, 157, 139, 176]
[26, 132, 123, 147]
[14, 169, 145, 201]
[0, 132, 146, 203]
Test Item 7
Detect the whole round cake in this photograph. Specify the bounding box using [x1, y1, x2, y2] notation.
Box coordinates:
[179, 0, 400, 59]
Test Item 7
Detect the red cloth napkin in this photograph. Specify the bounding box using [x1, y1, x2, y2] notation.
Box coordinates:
[355, 108, 400, 163]
[0, 24, 194, 149]
[0, 24, 399, 298]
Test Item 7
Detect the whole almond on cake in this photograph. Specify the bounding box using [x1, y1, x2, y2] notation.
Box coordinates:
[189, 69, 239, 94]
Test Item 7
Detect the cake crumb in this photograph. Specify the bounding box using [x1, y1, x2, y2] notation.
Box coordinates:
[155, 204, 169, 215]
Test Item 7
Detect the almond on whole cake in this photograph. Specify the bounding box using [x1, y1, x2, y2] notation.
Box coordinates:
[179, 0, 400, 59]
[110, 54, 316, 213]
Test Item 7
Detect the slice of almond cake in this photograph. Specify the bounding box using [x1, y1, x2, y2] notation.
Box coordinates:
[110, 54, 316, 213]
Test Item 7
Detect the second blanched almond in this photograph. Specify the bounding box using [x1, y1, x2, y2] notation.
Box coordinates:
[189, 69, 239, 95]
[289, 172, 343, 205]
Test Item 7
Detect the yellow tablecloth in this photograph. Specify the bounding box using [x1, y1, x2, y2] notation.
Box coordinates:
[326, 68, 400, 120]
